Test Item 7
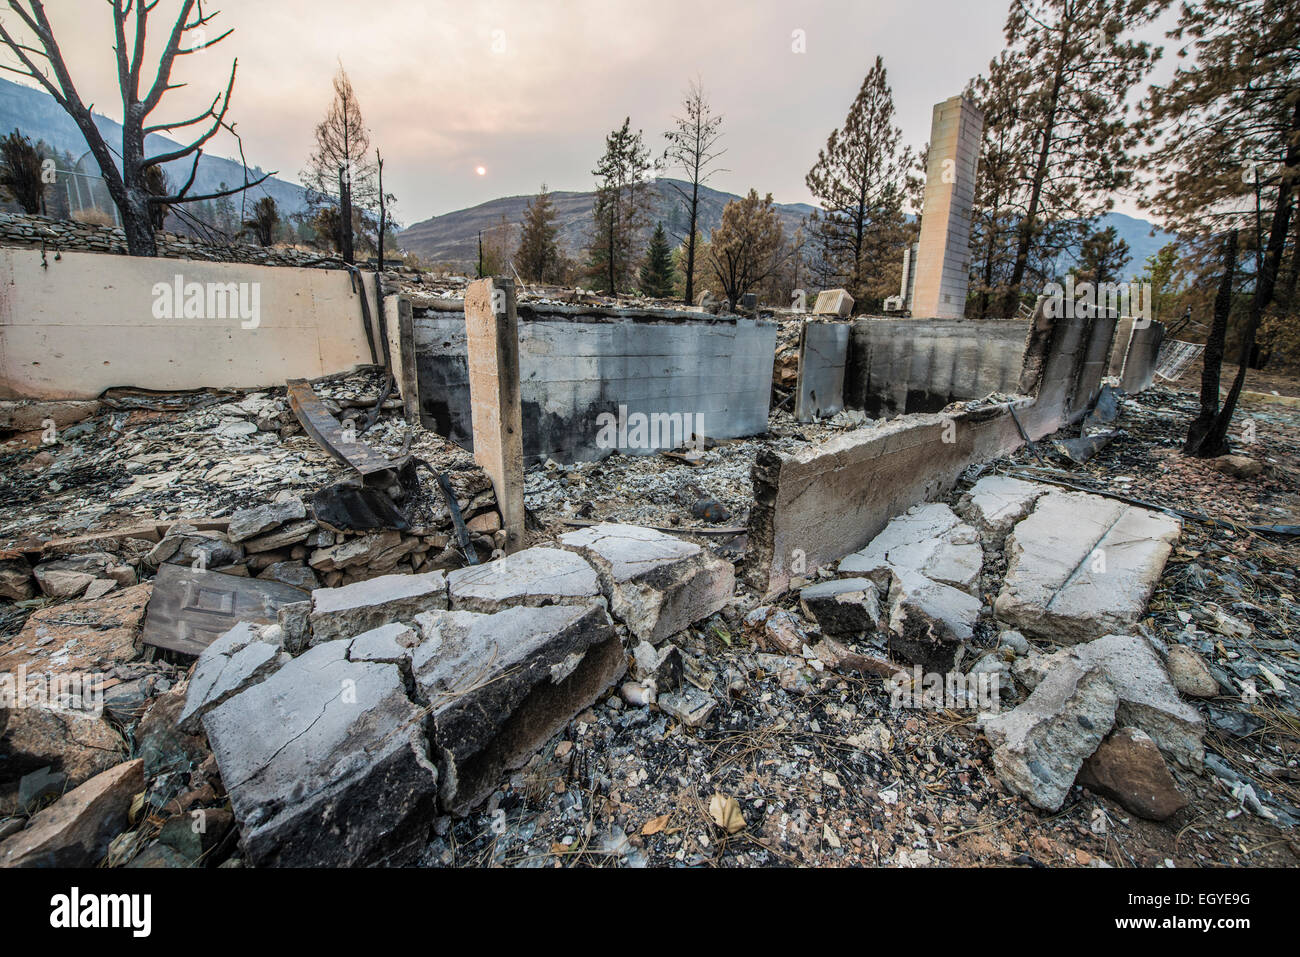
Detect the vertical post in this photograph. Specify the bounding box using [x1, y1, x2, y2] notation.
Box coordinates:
[396, 296, 420, 424]
[464, 277, 525, 554]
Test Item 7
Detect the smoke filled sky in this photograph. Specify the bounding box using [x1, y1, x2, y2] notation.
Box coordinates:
[12, 0, 1172, 224]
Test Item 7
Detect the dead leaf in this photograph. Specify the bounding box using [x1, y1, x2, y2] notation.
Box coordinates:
[708, 793, 745, 834]
[641, 813, 671, 836]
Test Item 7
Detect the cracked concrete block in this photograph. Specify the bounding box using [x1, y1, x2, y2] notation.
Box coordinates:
[347, 623, 421, 663]
[994, 490, 1181, 643]
[179, 622, 288, 732]
[956, 475, 1049, 540]
[885, 569, 981, 671]
[202, 640, 438, 867]
[412, 601, 623, 815]
[227, 498, 307, 543]
[1062, 634, 1205, 770]
[309, 570, 448, 644]
[446, 546, 600, 614]
[982, 658, 1117, 812]
[838, 503, 982, 596]
[558, 523, 733, 644]
[799, 577, 882, 636]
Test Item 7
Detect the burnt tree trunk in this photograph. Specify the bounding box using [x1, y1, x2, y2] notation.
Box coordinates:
[1185, 230, 1237, 456]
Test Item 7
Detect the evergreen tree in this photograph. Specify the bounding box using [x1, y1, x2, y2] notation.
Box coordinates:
[1072, 225, 1131, 286]
[973, 0, 1163, 316]
[805, 56, 913, 305]
[638, 222, 677, 297]
[1143, 0, 1300, 456]
[588, 118, 653, 294]
[518, 184, 563, 283]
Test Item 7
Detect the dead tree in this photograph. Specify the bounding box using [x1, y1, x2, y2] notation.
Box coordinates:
[0, 1, 271, 256]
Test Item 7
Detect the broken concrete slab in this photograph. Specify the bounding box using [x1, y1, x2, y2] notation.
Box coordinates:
[982, 658, 1117, 812]
[1077, 726, 1188, 821]
[178, 622, 288, 732]
[0, 759, 143, 868]
[413, 601, 623, 815]
[227, 497, 307, 543]
[309, 570, 448, 644]
[1066, 634, 1205, 770]
[799, 577, 882, 636]
[839, 503, 983, 596]
[994, 490, 1181, 644]
[884, 569, 981, 671]
[446, 545, 600, 614]
[202, 639, 438, 867]
[347, 622, 421, 663]
[558, 523, 733, 644]
[955, 475, 1049, 540]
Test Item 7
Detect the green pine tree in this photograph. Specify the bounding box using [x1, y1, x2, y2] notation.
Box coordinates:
[638, 222, 677, 297]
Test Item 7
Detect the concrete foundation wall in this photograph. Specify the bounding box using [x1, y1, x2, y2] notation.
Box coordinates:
[414, 307, 777, 464]
[1119, 320, 1166, 393]
[794, 320, 849, 421]
[745, 299, 1122, 597]
[845, 318, 1030, 417]
[0, 247, 379, 399]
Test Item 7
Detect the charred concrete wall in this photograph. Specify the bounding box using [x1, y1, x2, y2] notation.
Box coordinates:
[844, 318, 1030, 417]
[0, 247, 383, 399]
[794, 320, 849, 421]
[1119, 320, 1166, 393]
[745, 302, 1120, 597]
[413, 303, 777, 464]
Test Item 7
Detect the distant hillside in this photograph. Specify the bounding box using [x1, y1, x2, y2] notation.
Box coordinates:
[397, 178, 818, 267]
[0, 76, 309, 221]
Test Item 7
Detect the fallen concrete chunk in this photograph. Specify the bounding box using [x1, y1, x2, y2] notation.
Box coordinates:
[1067, 635, 1205, 769]
[202, 640, 438, 867]
[413, 602, 623, 815]
[178, 622, 287, 732]
[308, 529, 415, 572]
[1077, 726, 1188, 821]
[799, 577, 882, 636]
[995, 490, 1181, 643]
[658, 686, 717, 727]
[0, 759, 143, 867]
[885, 570, 981, 670]
[347, 623, 421, 663]
[446, 546, 600, 614]
[309, 570, 448, 644]
[982, 658, 1117, 812]
[559, 523, 733, 644]
[257, 561, 321, 590]
[227, 498, 307, 543]
[839, 503, 982, 596]
[956, 475, 1049, 540]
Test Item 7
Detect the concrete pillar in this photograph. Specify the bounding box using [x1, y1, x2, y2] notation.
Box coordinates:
[1108, 316, 1136, 378]
[464, 277, 525, 554]
[911, 96, 983, 320]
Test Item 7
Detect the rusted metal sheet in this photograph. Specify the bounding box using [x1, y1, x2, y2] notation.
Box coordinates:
[285, 378, 403, 483]
[141, 563, 308, 656]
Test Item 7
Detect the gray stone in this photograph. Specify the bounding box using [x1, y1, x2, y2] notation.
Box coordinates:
[241, 519, 318, 554]
[308, 529, 416, 572]
[310, 571, 448, 644]
[956, 475, 1049, 540]
[148, 526, 243, 568]
[227, 498, 307, 543]
[256, 561, 320, 590]
[0, 557, 34, 600]
[799, 577, 882, 636]
[0, 706, 125, 796]
[995, 491, 1181, 643]
[658, 686, 717, 727]
[982, 658, 1118, 812]
[178, 623, 287, 732]
[202, 640, 438, 867]
[412, 601, 623, 815]
[839, 503, 983, 596]
[277, 600, 312, 654]
[559, 523, 734, 644]
[446, 546, 600, 614]
[347, 623, 421, 663]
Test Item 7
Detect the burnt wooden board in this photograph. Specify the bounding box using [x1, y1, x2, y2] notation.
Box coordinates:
[141, 564, 308, 656]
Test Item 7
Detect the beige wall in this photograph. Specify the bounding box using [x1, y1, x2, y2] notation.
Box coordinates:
[0, 248, 383, 399]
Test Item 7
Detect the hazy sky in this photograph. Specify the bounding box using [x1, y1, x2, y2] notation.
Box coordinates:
[13, 0, 1170, 224]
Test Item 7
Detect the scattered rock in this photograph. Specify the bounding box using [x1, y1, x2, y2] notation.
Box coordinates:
[309, 570, 448, 644]
[227, 498, 307, 543]
[1166, 644, 1218, 698]
[799, 577, 882, 636]
[839, 503, 983, 596]
[1077, 726, 1188, 821]
[0, 759, 143, 867]
[1207, 454, 1262, 479]
[178, 622, 288, 732]
[446, 546, 600, 614]
[0, 706, 126, 802]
